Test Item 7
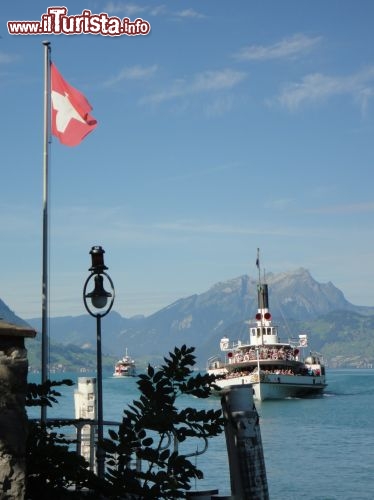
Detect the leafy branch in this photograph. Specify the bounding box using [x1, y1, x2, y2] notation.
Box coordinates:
[25, 345, 225, 499]
[103, 345, 224, 499]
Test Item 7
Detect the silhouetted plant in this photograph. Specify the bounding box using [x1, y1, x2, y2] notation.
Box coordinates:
[102, 345, 224, 499]
[25, 346, 224, 499]
[26, 378, 73, 408]
[25, 379, 104, 498]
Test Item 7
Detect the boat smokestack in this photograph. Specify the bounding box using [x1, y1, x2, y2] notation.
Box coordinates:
[257, 284, 269, 310]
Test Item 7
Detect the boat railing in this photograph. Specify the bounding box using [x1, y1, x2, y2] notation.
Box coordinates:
[288, 336, 300, 345]
[207, 354, 220, 363]
[206, 355, 224, 370]
[231, 340, 244, 349]
[312, 351, 324, 359]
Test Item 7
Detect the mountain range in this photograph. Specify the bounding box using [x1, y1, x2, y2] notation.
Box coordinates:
[3, 267, 369, 371]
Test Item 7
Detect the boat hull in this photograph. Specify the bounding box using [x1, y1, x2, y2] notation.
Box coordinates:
[213, 373, 326, 401]
[113, 366, 136, 377]
[113, 351, 136, 377]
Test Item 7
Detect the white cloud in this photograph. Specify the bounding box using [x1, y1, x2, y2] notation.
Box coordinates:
[142, 68, 247, 104]
[305, 202, 374, 215]
[193, 69, 245, 91]
[104, 2, 148, 16]
[104, 3, 205, 20]
[273, 66, 374, 112]
[175, 9, 206, 20]
[234, 33, 322, 61]
[149, 5, 167, 16]
[356, 87, 374, 117]
[264, 198, 295, 210]
[103, 65, 158, 87]
[104, 2, 168, 17]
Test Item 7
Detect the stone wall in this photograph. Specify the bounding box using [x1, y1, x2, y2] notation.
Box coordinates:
[0, 322, 36, 499]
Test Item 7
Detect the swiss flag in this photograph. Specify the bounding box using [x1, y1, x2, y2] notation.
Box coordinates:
[50, 63, 97, 147]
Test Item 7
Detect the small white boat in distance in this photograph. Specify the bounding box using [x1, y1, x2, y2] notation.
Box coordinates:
[207, 251, 327, 401]
[113, 349, 136, 377]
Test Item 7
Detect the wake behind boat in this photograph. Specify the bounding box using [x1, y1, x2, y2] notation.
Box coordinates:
[113, 349, 137, 377]
[207, 252, 327, 401]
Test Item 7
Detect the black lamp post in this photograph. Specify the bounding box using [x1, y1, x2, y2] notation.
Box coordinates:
[83, 246, 115, 478]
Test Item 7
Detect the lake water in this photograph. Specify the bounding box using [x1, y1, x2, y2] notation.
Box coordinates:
[28, 369, 374, 499]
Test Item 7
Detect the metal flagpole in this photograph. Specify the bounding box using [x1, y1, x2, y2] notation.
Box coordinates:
[41, 40, 51, 423]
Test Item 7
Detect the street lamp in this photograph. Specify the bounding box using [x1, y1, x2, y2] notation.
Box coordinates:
[83, 245, 115, 478]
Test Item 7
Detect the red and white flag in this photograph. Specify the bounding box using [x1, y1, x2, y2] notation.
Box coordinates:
[50, 63, 97, 147]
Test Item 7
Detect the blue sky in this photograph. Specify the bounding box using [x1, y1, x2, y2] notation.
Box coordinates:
[1, 1, 374, 319]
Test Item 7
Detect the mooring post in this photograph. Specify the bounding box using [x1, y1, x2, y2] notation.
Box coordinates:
[221, 384, 269, 500]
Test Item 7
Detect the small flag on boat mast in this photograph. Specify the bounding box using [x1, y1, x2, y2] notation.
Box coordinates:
[255, 248, 262, 284]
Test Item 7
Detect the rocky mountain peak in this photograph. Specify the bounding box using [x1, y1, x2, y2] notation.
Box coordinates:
[22, 267, 373, 370]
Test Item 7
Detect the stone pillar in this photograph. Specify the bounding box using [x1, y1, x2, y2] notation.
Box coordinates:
[0, 321, 36, 499]
[221, 384, 269, 500]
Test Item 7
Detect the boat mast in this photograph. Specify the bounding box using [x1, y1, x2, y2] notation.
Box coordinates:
[256, 248, 265, 344]
[256, 248, 261, 288]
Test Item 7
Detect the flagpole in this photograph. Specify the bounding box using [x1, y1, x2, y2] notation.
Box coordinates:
[41, 40, 51, 423]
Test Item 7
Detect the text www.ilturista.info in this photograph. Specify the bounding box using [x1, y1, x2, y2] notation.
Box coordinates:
[7, 7, 151, 36]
